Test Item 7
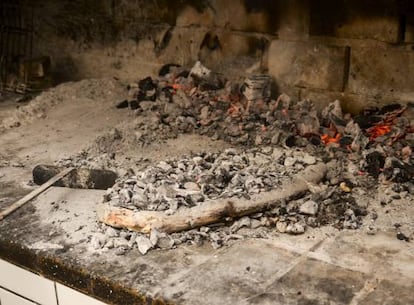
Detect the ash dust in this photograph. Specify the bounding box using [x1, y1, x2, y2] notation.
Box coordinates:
[0, 74, 413, 257]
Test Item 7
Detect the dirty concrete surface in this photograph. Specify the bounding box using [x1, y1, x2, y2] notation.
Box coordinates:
[0, 79, 413, 305]
[1, 186, 413, 305]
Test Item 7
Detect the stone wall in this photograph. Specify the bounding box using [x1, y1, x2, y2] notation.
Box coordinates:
[31, 0, 414, 112]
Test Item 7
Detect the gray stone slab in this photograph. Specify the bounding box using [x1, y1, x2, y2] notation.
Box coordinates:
[310, 231, 414, 281]
[160, 239, 299, 305]
[257, 258, 368, 305]
[361, 279, 414, 305]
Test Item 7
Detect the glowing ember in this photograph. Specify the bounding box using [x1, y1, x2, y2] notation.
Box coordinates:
[367, 124, 391, 141]
[227, 103, 243, 118]
[321, 133, 341, 145]
[172, 83, 181, 90]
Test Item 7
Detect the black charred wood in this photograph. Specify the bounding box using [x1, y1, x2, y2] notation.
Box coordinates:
[365, 151, 386, 178]
[396, 232, 410, 242]
[339, 136, 353, 147]
[308, 135, 322, 146]
[33, 165, 117, 190]
[383, 162, 414, 183]
[138, 77, 156, 91]
[379, 104, 402, 115]
[284, 135, 296, 147]
[158, 63, 181, 76]
[129, 100, 139, 110]
[116, 100, 129, 109]
[353, 115, 382, 129]
[160, 87, 173, 102]
[137, 91, 146, 102]
[137, 91, 157, 102]
[175, 70, 190, 79]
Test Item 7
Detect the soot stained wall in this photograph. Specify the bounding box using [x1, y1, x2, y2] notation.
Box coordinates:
[29, 0, 414, 111]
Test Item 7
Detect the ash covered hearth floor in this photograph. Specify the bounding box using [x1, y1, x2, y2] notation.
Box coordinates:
[0, 78, 413, 305]
[1, 187, 413, 305]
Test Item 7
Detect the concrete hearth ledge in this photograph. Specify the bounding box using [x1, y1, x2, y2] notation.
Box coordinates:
[0, 187, 413, 305]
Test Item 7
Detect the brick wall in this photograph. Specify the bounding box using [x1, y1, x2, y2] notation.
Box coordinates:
[33, 0, 414, 112]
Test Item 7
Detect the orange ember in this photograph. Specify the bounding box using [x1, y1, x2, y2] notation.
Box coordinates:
[227, 103, 243, 117]
[321, 133, 341, 145]
[172, 83, 181, 90]
[367, 124, 391, 141]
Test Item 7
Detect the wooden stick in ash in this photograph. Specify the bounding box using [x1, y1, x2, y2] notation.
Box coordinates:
[0, 167, 75, 221]
[97, 163, 327, 234]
